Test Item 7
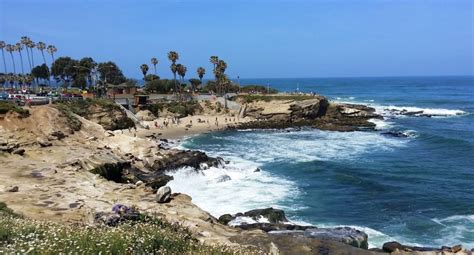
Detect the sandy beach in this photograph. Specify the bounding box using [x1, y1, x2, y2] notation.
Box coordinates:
[124, 114, 254, 140]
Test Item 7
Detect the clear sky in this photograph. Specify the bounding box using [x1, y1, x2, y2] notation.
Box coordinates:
[1, 0, 473, 79]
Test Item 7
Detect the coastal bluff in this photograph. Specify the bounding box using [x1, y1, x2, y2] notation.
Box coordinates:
[234, 95, 381, 131]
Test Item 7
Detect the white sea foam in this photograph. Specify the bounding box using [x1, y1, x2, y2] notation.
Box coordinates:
[373, 105, 466, 117]
[368, 118, 393, 130]
[194, 129, 406, 164]
[166, 158, 299, 217]
[431, 215, 474, 248]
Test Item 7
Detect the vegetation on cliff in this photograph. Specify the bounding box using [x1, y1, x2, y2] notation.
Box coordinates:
[0, 101, 30, 118]
[0, 202, 249, 254]
[54, 98, 135, 130]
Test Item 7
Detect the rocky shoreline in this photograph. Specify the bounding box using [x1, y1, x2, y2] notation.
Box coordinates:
[0, 98, 471, 254]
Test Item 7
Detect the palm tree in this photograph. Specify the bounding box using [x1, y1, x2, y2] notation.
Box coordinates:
[197, 67, 205, 83]
[20, 36, 32, 72]
[27, 40, 36, 70]
[151, 57, 158, 75]
[215, 60, 227, 95]
[140, 64, 149, 81]
[36, 42, 50, 86]
[0, 41, 7, 74]
[46, 45, 57, 63]
[15, 43, 25, 74]
[210, 56, 219, 71]
[167, 51, 179, 93]
[177, 64, 187, 84]
[5, 44, 16, 75]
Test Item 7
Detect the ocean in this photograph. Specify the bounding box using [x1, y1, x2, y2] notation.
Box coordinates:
[167, 76, 474, 248]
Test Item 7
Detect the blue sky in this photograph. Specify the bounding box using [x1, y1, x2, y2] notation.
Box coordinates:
[1, 0, 473, 79]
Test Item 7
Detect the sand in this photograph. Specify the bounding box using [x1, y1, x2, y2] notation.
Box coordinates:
[122, 114, 254, 140]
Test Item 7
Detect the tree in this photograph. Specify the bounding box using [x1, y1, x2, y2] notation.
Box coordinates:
[78, 57, 97, 88]
[151, 57, 158, 75]
[46, 45, 57, 63]
[51, 57, 79, 88]
[145, 74, 159, 82]
[189, 78, 201, 92]
[20, 36, 32, 72]
[167, 51, 179, 92]
[210, 56, 219, 72]
[5, 44, 16, 75]
[214, 59, 227, 95]
[140, 64, 149, 81]
[176, 64, 187, 84]
[27, 39, 36, 70]
[15, 43, 25, 74]
[36, 42, 49, 85]
[0, 41, 7, 74]
[31, 64, 50, 81]
[97, 61, 126, 85]
[197, 67, 205, 83]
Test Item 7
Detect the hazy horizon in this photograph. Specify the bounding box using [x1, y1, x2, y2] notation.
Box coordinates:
[1, 0, 473, 80]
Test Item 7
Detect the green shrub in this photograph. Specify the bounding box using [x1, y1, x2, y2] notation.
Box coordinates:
[0, 101, 30, 118]
[146, 101, 202, 118]
[55, 104, 82, 131]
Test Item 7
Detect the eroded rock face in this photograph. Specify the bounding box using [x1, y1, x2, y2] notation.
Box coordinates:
[136, 110, 156, 121]
[236, 96, 380, 132]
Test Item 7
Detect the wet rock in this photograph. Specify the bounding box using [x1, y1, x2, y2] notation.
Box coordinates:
[215, 175, 231, 183]
[383, 241, 405, 252]
[36, 137, 52, 147]
[244, 208, 288, 223]
[12, 148, 25, 155]
[156, 186, 171, 203]
[220, 208, 289, 226]
[254, 168, 261, 172]
[452, 245, 462, 253]
[6, 186, 19, 192]
[381, 131, 409, 138]
[270, 227, 369, 249]
[218, 214, 234, 225]
[238, 223, 313, 232]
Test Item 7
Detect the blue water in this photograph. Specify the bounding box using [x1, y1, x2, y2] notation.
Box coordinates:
[169, 76, 474, 248]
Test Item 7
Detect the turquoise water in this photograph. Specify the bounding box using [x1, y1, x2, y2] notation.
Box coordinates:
[168, 76, 474, 248]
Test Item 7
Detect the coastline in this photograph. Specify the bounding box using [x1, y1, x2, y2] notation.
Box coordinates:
[1, 92, 472, 254]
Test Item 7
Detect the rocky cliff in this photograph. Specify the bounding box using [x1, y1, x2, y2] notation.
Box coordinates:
[235, 95, 380, 131]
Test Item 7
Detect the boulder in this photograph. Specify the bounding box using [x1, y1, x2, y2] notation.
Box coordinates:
[156, 186, 171, 203]
[383, 241, 405, 252]
[36, 137, 52, 147]
[244, 208, 288, 223]
[6, 186, 19, 192]
[218, 214, 234, 225]
[12, 148, 25, 155]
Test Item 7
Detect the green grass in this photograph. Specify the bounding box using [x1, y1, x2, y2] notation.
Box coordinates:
[235, 94, 316, 103]
[0, 202, 255, 254]
[0, 101, 30, 118]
